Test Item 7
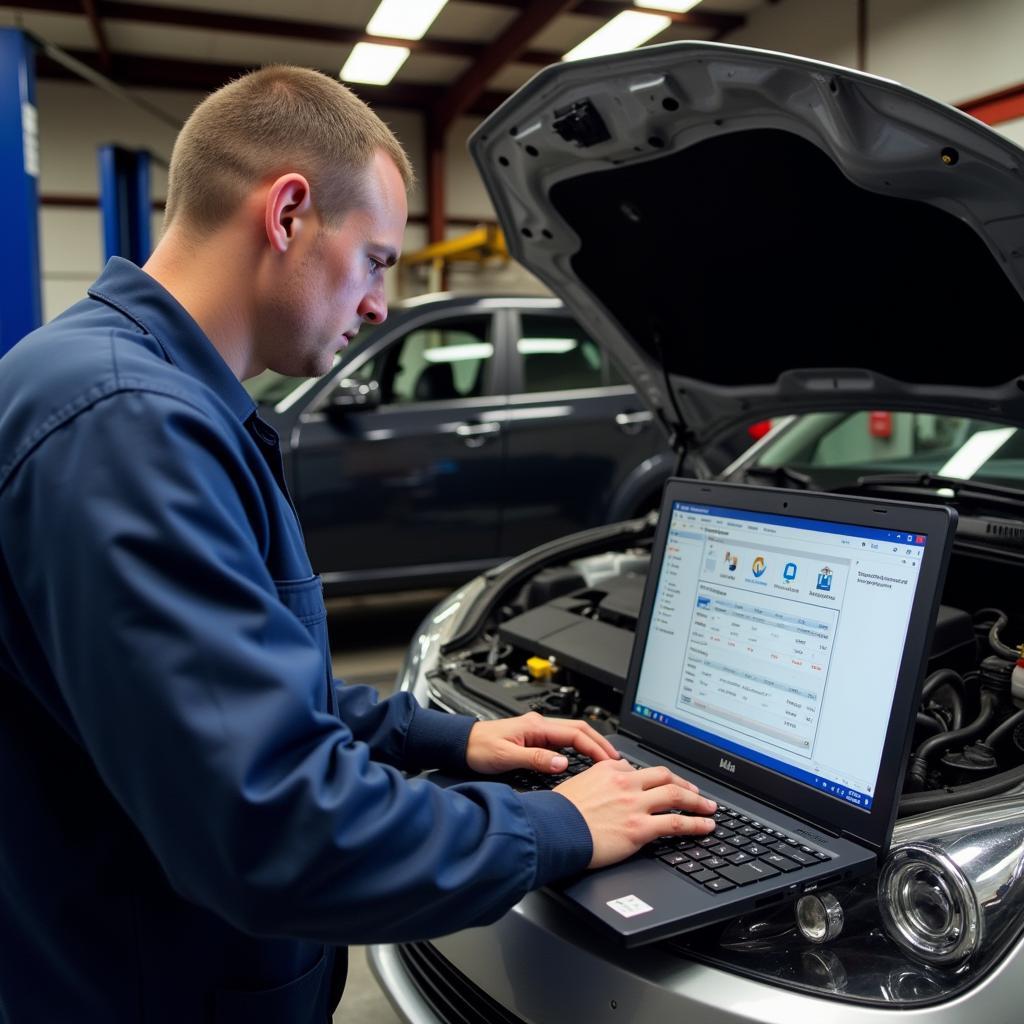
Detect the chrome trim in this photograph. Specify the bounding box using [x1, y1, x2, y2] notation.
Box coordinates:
[615, 410, 654, 432]
[366, 944, 445, 1024]
[722, 415, 797, 476]
[505, 384, 634, 403]
[797, 892, 845, 944]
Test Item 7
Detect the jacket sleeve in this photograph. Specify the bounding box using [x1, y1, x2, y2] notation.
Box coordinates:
[328, 678, 481, 775]
[3, 387, 592, 944]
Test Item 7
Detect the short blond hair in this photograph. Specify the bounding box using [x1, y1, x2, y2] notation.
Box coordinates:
[164, 65, 413, 232]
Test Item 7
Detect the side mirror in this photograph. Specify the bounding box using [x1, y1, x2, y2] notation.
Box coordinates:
[327, 378, 381, 420]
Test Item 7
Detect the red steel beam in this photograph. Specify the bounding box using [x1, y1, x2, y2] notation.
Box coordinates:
[433, 0, 579, 132]
[959, 82, 1024, 126]
[426, 116, 446, 244]
[856, 0, 867, 71]
[80, 0, 112, 73]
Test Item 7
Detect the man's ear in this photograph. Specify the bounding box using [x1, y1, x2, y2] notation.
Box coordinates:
[265, 173, 313, 253]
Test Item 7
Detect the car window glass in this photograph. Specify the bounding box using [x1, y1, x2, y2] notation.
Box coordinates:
[606, 357, 629, 386]
[807, 413, 971, 467]
[383, 316, 492, 404]
[755, 412, 1024, 484]
[517, 316, 607, 393]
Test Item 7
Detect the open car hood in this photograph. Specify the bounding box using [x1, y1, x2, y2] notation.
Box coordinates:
[469, 41, 1024, 449]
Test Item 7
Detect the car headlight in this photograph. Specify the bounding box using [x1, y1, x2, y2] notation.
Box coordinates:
[878, 846, 980, 965]
[397, 576, 487, 708]
[877, 794, 1024, 967]
[676, 793, 1024, 1006]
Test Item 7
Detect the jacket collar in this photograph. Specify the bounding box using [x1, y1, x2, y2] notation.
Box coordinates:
[88, 257, 256, 423]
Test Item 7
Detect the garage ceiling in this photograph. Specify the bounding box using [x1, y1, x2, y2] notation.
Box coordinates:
[2, 0, 769, 115]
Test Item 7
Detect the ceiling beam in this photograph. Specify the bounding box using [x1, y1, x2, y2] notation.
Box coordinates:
[468, 0, 745, 33]
[79, 0, 112, 73]
[433, 0, 579, 132]
[34, 47, 509, 115]
[959, 81, 1024, 126]
[1, 0, 561, 67]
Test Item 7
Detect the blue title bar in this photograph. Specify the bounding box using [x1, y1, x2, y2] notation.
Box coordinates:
[673, 502, 927, 547]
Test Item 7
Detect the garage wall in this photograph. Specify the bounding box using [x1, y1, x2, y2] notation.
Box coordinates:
[730, 0, 1024, 105]
[727, 0, 1024, 146]
[25, 0, 1024, 321]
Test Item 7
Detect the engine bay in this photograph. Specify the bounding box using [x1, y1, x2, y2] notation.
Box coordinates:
[431, 533, 1024, 815]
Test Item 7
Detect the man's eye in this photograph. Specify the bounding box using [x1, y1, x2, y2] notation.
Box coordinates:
[369, 259, 384, 276]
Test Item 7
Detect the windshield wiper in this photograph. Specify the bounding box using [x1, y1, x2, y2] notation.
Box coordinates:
[741, 465, 817, 490]
[840, 473, 1024, 514]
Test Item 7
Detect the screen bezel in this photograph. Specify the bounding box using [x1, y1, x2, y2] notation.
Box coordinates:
[620, 479, 956, 855]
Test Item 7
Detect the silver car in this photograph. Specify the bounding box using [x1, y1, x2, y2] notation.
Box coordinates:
[370, 41, 1024, 1023]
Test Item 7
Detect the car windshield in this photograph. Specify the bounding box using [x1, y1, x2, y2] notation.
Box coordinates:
[751, 411, 1024, 490]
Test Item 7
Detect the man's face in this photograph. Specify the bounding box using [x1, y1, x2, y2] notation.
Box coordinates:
[256, 150, 408, 378]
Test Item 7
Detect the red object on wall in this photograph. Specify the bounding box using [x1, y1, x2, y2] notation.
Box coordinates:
[869, 411, 893, 439]
[747, 419, 772, 441]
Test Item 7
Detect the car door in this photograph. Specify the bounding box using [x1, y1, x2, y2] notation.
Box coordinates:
[498, 307, 664, 557]
[291, 309, 508, 591]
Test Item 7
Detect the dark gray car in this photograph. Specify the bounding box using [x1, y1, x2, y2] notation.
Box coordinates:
[246, 294, 673, 595]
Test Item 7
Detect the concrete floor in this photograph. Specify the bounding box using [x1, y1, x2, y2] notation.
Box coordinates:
[327, 589, 448, 1023]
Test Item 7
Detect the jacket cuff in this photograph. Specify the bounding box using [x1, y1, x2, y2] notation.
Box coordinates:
[517, 791, 593, 887]
[403, 705, 476, 773]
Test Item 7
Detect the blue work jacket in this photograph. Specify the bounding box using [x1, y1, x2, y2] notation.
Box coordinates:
[0, 258, 591, 1023]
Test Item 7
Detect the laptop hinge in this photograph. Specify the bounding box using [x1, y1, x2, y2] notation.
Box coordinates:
[633, 741, 854, 841]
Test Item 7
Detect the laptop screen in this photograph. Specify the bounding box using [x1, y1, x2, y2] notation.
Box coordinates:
[632, 500, 928, 813]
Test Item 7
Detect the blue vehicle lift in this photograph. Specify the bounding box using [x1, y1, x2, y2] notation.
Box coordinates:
[98, 145, 152, 265]
[1, 28, 42, 357]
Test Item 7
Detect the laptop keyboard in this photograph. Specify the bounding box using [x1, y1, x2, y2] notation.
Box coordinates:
[646, 800, 833, 894]
[503, 751, 834, 894]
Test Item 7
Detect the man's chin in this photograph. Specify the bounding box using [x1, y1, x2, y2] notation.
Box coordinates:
[301, 351, 338, 379]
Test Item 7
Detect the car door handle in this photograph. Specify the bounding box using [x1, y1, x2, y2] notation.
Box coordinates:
[615, 410, 653, 434]
[455, 421, 502, 447]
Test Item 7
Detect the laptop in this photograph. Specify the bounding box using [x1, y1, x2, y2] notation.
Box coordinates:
[551, 479, 956, 946]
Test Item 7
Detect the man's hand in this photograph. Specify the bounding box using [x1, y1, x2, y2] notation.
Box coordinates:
[465, 711, 619, 775]
[554, 760, 717, 869]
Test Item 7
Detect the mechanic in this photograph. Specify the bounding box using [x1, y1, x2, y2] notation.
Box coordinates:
[0, 65, 715, 1022]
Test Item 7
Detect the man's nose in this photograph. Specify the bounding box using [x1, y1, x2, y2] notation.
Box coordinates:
[358, 289, 387, 325]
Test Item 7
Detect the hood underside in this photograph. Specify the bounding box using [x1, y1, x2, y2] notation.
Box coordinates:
[470, 42, 1024, 446]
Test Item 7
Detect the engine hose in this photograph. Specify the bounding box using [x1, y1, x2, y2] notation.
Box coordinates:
[907, 689, 1000, 790]
[915, 712, 944, 737]
[920, 668, 965, 701]
[919, 668, 965, 730]
[899, 760, 1024, 816]
[974, 607, 1019, 660]
[985, 707, 1024, 749]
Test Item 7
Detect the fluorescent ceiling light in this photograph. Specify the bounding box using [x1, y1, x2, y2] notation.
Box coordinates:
[422, 343, 495, 363]
[563, 10, 672, 62]
[939, 427, 1016, 480]
[518, 338, 578, 354]
[340, 43, 410, 85]
[635, 0, 704, 12]
[367, 0, 448, 41]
